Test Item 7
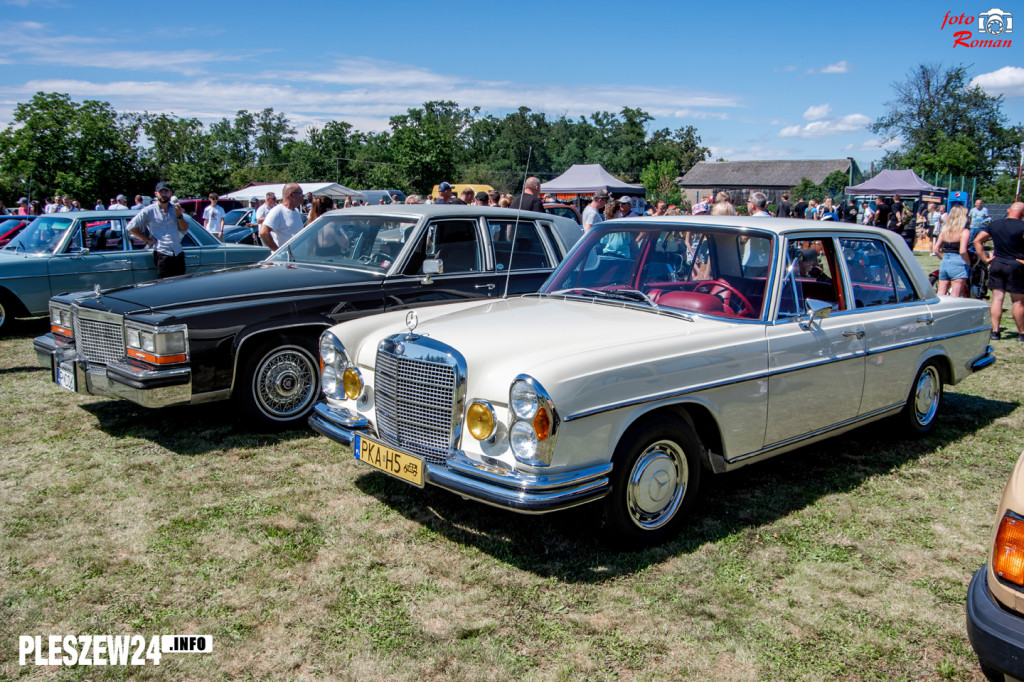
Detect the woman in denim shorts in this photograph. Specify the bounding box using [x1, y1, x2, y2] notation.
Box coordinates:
[931, 205, 971, 296]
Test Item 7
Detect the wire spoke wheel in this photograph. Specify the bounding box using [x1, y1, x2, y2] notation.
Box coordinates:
[240, 338, 320, 429]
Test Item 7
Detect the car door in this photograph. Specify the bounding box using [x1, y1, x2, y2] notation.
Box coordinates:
[486, 217, 559, 296]
[764, 237, 866, 446]
[838, 237, 932, 415]
[47, 218, 137, 295]
[383, 218, 501, 309]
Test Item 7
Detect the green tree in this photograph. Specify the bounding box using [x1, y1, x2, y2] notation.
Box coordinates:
[872, 63, 1017, 183]
[640, 159, 681, 204]
[0, 92, 144, 202]
[387, 101, 475, 193]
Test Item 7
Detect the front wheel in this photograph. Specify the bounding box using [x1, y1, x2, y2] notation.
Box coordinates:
[238, 337, 320, 430]
[601, 414, 703, 548]
[899, 361, 943, 435]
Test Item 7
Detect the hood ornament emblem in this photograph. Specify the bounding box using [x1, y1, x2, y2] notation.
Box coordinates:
[93, 284, 101, 297]
[405, 310, 419, 335]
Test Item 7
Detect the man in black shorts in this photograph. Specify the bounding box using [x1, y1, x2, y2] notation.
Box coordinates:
[974, 202, 1024, 341]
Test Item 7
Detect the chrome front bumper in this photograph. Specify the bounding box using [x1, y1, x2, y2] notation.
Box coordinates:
[34, 333, 192, 408]
[309, 402, 611, 514]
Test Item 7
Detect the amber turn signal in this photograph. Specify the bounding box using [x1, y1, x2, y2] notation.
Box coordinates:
[994, 514, 1024, 587]
[533, 408, 550, 441]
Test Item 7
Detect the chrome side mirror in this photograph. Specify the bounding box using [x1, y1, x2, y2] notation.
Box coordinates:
[799, 298, 833, 330]
[420, 258, 443, 285]
[72, 247, 90, 258]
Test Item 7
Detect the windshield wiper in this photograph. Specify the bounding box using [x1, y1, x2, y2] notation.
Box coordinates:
[552, 287, 658, 308]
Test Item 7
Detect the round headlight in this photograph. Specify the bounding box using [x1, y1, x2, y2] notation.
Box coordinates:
[342, 367, 363, 400]
[466, 401, 496, 440]
[510, 420, 539, 460]
[319, 333, 340, 366]
[322, 365, 341, 399]
[510, 380, 538, 419]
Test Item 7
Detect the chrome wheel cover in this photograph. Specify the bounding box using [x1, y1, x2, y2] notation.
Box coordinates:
[913, 365, 940, 427]
[626, 439, 688, 530]
[253, 347, 317, 420]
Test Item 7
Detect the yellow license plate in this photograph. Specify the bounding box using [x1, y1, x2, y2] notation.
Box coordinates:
[354, 435, 424, 487]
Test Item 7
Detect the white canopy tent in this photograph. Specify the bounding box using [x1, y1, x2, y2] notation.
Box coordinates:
[222, 182, 366, 203]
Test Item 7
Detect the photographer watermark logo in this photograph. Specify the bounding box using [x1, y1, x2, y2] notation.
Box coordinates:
[941, 7, 1014, 46]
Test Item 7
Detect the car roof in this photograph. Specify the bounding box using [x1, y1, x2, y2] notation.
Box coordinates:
[601, 215, 898, 238]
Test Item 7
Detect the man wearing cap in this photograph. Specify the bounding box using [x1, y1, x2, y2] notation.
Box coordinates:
[260, 182, 304, 252]
[582, 191, 608, 232]
[109, 195, 128, 210]
[474, 191, 489, 207]
[16, 197, 29, 215]
[434, 182, 458, 205]
[202, 192, 227, 240]
[509, 177, 546, 213]
[618, 196, 637, 219]
[128, 182, 189, 279]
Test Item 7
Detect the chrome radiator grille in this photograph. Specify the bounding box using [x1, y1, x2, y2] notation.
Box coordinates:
[374, 341, 459, 466]
[73, 312, 124, 365]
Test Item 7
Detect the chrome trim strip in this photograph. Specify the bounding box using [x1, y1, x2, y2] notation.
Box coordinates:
[564, 327, 992, 422]
[728, 403, 904, 464]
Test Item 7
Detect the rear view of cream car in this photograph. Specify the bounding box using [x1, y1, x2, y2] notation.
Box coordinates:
[967, 449, 1024, 681]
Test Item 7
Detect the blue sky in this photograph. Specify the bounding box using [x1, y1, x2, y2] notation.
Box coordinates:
[1, 0, 1022, 169]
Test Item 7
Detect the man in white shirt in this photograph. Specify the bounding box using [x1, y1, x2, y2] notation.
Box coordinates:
[202, 192, 227, 240]
[260, 183, 304, 252]
[582, 190, 608, 232]
[255, 192, 277, 231]
[109, 194, 128, 210]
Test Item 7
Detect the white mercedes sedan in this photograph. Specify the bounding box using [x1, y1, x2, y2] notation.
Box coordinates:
[310, 216, 995, 547]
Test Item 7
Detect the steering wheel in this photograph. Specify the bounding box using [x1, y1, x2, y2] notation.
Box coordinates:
[693, 279, 755, 318]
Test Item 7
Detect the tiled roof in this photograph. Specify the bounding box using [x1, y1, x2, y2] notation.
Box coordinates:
[678, 159, 853, 188]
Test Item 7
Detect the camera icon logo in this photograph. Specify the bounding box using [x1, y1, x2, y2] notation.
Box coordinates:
[978, 8, 1013, 35]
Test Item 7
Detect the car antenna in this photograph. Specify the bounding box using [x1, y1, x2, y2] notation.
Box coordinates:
[502, 146, 532, 299]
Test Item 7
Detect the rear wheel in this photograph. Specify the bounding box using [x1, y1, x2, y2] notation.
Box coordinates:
[238, 336, 320, 430]
[601, 414, 703, 548]
[899, 361, 943, 435]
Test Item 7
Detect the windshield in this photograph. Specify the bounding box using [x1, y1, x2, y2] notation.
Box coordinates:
[224, 209, 249, 226]
[542, 224, 774, 320]
[267, 214, 418, 271]
[2, 216, 74, 255]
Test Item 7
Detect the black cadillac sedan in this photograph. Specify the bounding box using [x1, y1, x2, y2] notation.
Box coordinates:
[34, 205, 582, 429]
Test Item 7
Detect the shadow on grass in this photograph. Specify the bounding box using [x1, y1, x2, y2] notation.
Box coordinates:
[79, 400, 315, 455]
[0, 364, 47, 375]
[354, 390, 1018, 584]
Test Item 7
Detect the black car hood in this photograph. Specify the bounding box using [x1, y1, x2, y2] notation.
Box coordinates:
[90, 262, 385, 312]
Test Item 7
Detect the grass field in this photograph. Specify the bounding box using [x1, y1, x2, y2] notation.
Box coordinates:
[1, 272, 1022, 680]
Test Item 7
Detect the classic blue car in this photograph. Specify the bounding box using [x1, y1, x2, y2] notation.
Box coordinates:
[0, 210, 269, 333]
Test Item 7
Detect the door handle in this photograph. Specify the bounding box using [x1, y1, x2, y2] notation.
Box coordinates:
[475, 283, 496, 290]
[842, 330, 865, 339]
[915, 316, 934, 325]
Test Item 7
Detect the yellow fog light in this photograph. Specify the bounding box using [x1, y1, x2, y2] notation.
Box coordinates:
[995, 514, 1024, 587]
[467, 401, 496, 440]
[342, 367, 363, 399]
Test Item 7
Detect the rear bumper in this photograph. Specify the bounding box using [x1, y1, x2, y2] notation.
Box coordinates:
[309, 401, 611, 514]
[966, 565, 1024, 680]
[34, 333, 192, 408]
[972, 345, 996, 373]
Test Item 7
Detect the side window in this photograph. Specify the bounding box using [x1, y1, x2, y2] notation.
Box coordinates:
[83, 219, 126, 252]
[778, 239, 842, 317]
[887, 250, 920, 303]
[403, 220, 481, 275]
[488, 220, 552, 271]
[840, 238, 902, 308]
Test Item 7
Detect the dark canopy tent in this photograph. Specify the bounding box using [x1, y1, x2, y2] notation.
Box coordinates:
[845, 169, 945, 196]
[540, 164, 646, 200]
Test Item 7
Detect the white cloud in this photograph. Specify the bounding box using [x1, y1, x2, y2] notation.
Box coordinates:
[971, 65, 1024, 97]
[779, 113, 870, 139]
[708, 144, 796, 160]
[821, 61, 849, 74]
[803, 104, 832, 121]
[1, 69, 742, 136]
[843, 137, 901, 152]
